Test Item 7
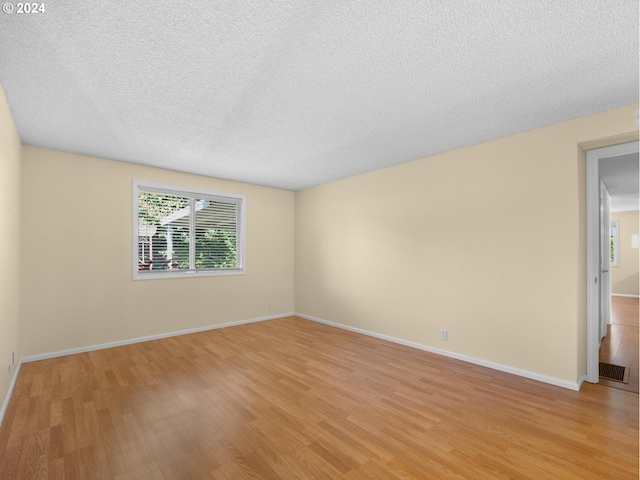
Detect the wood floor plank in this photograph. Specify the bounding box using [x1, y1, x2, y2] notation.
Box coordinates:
[1, 316, 638, 479]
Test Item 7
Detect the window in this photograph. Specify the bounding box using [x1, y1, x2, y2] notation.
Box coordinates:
[133, 181, 245, 279]
[610, 219, 619, 267]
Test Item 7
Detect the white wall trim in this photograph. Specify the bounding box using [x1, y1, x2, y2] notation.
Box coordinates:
[611, 293, 640, 298]
[21, 313, 292, 364]
[296, 313, 582, 391]
[577, 374, 587, 391]
[3, 311, 583, 428]
[0, 361, 22, 428]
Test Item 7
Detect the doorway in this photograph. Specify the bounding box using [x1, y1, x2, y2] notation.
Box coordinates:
[586, 141, 639, 386]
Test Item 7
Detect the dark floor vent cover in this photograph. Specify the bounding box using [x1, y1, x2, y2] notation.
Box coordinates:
[599, 362, 630, 384]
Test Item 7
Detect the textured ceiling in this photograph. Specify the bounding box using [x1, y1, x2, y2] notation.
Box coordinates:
[0, 1, 638, 191]
[600, 152, 639, 212]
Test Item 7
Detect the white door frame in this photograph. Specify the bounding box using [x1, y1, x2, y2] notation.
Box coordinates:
[586, 141, 639, 383]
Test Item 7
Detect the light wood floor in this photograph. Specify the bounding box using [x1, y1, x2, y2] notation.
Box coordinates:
[1, 317, 638, 479]
[599, 296, 639, 393]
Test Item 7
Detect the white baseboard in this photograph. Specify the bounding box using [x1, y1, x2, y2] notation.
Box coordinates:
[2, 313, 292, 428]
[577, 374, 587, 391]
[0, 361, 22, 428]
[295, 312, 582, 392]
[21, 312, 293, 364]
[611, 293, 639, 298]
[2, 310, 582, 429]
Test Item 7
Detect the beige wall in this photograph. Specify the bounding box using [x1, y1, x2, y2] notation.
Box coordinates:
[5, 100, 638, 391]
[0, 85, 21, 407]
[295, 104, 638, 385]
[21, 147, 294, 357]
[611, 210, 639, 296]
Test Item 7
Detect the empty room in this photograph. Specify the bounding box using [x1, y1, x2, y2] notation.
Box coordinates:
[0, 1, 638, 479]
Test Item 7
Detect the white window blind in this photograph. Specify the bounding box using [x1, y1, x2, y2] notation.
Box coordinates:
[610, 220, 619, 267]
[134, 182, 245, 279]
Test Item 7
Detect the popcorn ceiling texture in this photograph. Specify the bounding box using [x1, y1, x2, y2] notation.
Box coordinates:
[0, 1, 638, 190]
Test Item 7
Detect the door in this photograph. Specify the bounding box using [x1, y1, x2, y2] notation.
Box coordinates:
[599, 179, 611, 341]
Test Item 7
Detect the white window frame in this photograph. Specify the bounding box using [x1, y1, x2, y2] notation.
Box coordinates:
[133, 181, 246, 280]
[610, 219, 620, 267]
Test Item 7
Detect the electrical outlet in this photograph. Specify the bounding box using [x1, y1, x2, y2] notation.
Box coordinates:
[440, 330, 448, 341]
[12, 351, 15, 365]
[6, 364, 10, 377]
[267, 302, 272, 310]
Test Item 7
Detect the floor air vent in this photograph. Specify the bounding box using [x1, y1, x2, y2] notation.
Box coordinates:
[599, 362, 630, 384]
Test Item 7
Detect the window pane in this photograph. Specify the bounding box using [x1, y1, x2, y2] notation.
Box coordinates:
[138, 192, 190, 271]
[610, 235, 615, 264]
[194, 199, 238, 269]
[610, 220, 620, 267]
[134, 183, 245, 279]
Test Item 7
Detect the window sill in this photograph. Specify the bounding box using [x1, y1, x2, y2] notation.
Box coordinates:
[133, 268, 245, 280]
